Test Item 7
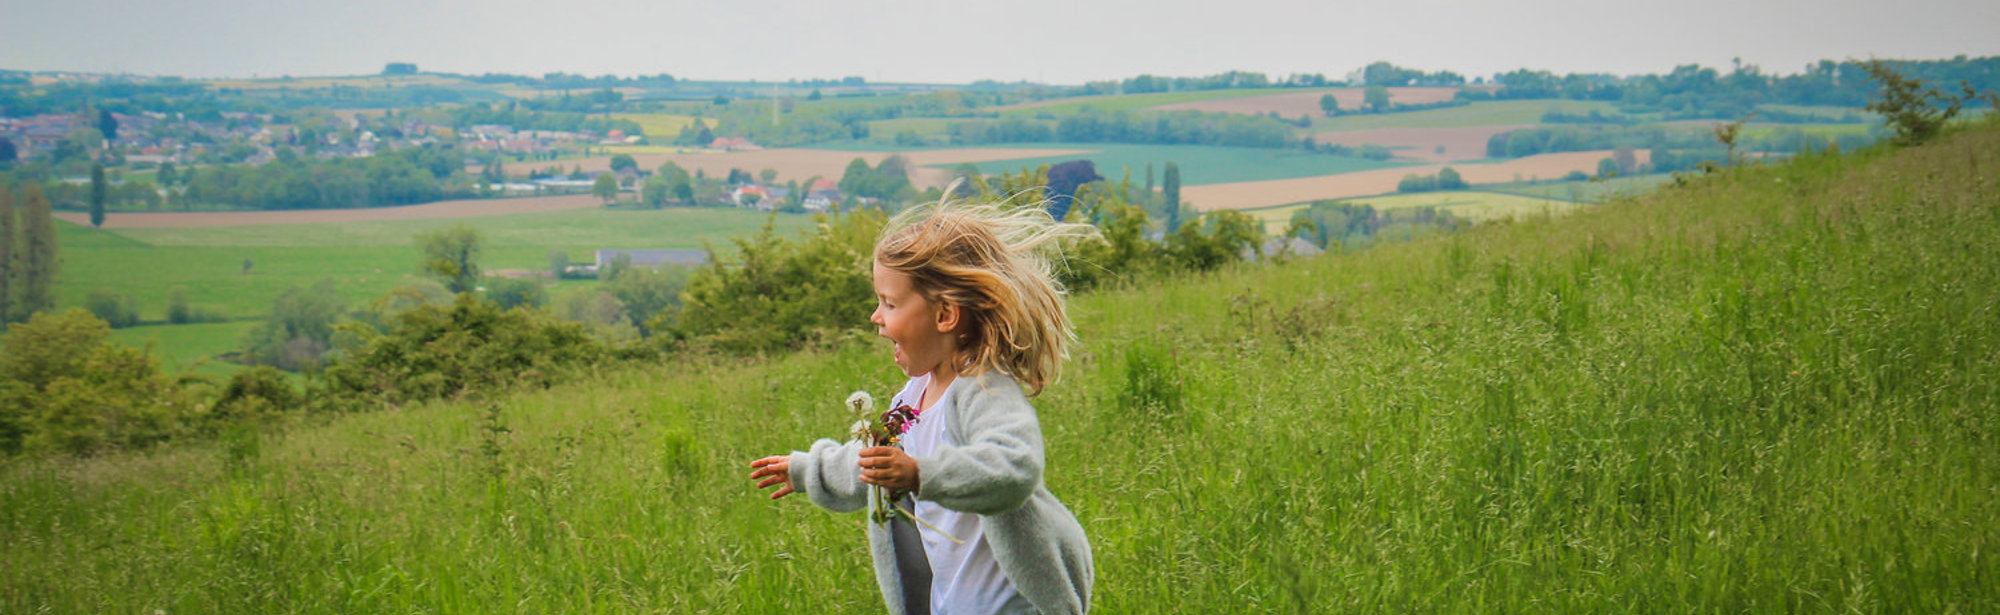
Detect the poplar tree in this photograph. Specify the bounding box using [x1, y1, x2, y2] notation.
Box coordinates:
[15, 184, 56, 320]
[0, 184, 13, 323]
[1163, 162, 1182, 233]
[89, 163, 106, 228]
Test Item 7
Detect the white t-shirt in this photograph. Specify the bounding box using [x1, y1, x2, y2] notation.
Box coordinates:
[895, 374, 1037, 615]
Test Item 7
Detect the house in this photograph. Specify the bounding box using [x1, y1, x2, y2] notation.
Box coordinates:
[802, 178, 841, 212]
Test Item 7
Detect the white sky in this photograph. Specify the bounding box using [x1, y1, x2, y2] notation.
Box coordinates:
[3, 0, 1997, 84]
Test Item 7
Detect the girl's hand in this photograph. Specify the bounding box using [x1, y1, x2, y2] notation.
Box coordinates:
[750, 456, 794, 499]
[859, 447, 919, 491]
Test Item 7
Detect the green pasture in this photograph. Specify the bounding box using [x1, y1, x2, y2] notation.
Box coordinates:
[1754, 103, 1874, 121]
[56, 207, 815, 324]
[107, 320, 261, 379]
[1482, 173, 1677, 203]
[609, 113, 698, 138]
[1312, 99, 1619, 131]
[940, 142, 1412, 187]
[1243, 190, 1582, 233]
[7, 124, 1997, 612]
[996, 88, 1311, 117]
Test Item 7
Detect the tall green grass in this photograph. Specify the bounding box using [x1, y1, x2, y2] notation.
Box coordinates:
[4, 124, 1997, 612]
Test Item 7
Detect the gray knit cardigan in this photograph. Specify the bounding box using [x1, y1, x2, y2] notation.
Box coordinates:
[789, 369, 1094, 614]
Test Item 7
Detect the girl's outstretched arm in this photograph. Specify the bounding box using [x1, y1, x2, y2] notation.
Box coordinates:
[783, 438, 871, 512]
[911, 378, 1044, 516]
[748, 456, 794, 499]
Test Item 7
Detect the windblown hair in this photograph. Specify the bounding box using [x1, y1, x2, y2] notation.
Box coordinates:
[875, 197, 1098, 397]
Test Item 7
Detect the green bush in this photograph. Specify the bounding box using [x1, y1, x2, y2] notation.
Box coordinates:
[481, 276, 548, 311]
[319, 293, 605, 409]
[242, 281, 345, 371]
[0, 308, 186, 456]
[82, 289, 139, 328]
[676, 211, 883, 352]
[209, 366, 299, 428]
[165, 286, 228, 324]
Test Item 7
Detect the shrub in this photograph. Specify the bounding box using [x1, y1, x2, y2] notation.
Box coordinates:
[0, 308, 185, 456]
[209, 365, 298, 427]
[320, 293, 605, 409]
[482, 276, 548, 310]
[83, 290, 139, 328]
[243, 281, 345, 371]
[676, 210, 882, 352]
[166, 286, 228, 324]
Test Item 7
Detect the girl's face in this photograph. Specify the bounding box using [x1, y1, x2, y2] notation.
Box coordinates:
[871, 261, 959, 378]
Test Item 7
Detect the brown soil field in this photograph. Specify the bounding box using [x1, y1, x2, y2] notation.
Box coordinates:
[1151, 87, 1465, 117]
[1183, 150, 1652, 211]
[506, 147, 1092, 189]
[1314, 125, 1532, 162]
[51, 194, 604, 229]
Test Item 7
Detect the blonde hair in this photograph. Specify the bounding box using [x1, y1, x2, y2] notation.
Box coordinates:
[874, 197, 1098, 397]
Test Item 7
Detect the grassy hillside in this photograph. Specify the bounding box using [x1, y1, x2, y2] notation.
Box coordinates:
[4, 123, 1997, 612]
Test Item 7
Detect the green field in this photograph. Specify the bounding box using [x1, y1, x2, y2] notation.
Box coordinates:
[609, 113, 698, 138]
[1243, 190, 1583, 232]
[106, 320, 262, 379]
[996, 88, 1314, 117]
[1482, 173, 1678, 203]
[6, 124, 1996, 611]
[1312, 99, 1620, 131]
[936, 142, 1412, 187]
[58, 207, 813, 323]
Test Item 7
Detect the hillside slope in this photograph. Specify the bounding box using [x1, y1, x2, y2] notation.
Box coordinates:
[4, 124, 1997, 612]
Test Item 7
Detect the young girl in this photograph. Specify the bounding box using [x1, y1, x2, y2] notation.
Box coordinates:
[749, 201, 1096, 615]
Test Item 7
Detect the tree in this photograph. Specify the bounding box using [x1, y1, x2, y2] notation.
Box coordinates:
[673, 180, 694, 204]
[1045, 160, 1103, 222]
[0, 138, 16, 167]
[1162, 162, 1183, 232]
[609, 154, 638, 174]
[1319, 93, 1341, 116]
[15, 183, 57, 321]
[243, 281, 346, 371]
[1438, 167, 1467, 190]
[0, 186, 11, 323]
[759, 168, 778, 184]
[156, 161, 176, 186]
[383, 62, 418, 75]
[1597, 157, 1621, 178]
[1364, 86, 1391, 113]
[97, 109, 118, 142]
[89, 163, 107, 228]
[416, 224, 482, 294]
[592, 172, 619, 204]
[642, 175, 670, 207]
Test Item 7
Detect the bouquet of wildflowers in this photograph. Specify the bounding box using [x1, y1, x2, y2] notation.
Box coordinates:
[846, 391, 960, 543]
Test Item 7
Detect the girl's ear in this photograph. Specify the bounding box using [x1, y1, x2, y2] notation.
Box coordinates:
[934, 301, 962, 334]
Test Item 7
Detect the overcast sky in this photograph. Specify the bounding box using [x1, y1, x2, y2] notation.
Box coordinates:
[4, 0, 1997, 84]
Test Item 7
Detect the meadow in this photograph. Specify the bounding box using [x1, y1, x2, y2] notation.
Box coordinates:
[55, 207, 815, 323]
[1311, 99, 1620, 131]
[4, 119, 1994, 612]
[934, 142, 1412, 186]
[994, 88, 1311, 116]
[1240, 190, 1582, 232]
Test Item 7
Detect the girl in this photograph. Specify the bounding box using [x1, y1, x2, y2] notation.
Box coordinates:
[749, 201, 1096, 615]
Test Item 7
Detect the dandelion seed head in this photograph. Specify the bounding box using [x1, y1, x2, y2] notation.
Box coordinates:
[846, 391, 874, 416]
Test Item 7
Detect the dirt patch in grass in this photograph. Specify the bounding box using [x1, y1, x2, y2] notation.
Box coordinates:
[1184, 150, 1650, 211]
[1314, 124, 1531, 162]
[52, 194, 606, 229]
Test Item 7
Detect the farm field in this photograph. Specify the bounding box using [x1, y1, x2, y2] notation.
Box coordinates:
[1311, 99, 1620, 131]
[53, 194, 606, 229]
[1242, 190, 1582, 231]
[7, 125, 1996, 612]
[609, 113, 698, 138]
[993, 88, 1306, 116]
[53, 207, 817, 324]
[1484, 173, 1678, 203]
[1149, 86, 1465, 117]
[205, 74, 467, 91]
[939, 142, 1412, 187]
[1184, 149, 1648, 210]
[106, 320, 261, 379]
[503, 147, 1093, 189]
[1314, 124, 1530, 162]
